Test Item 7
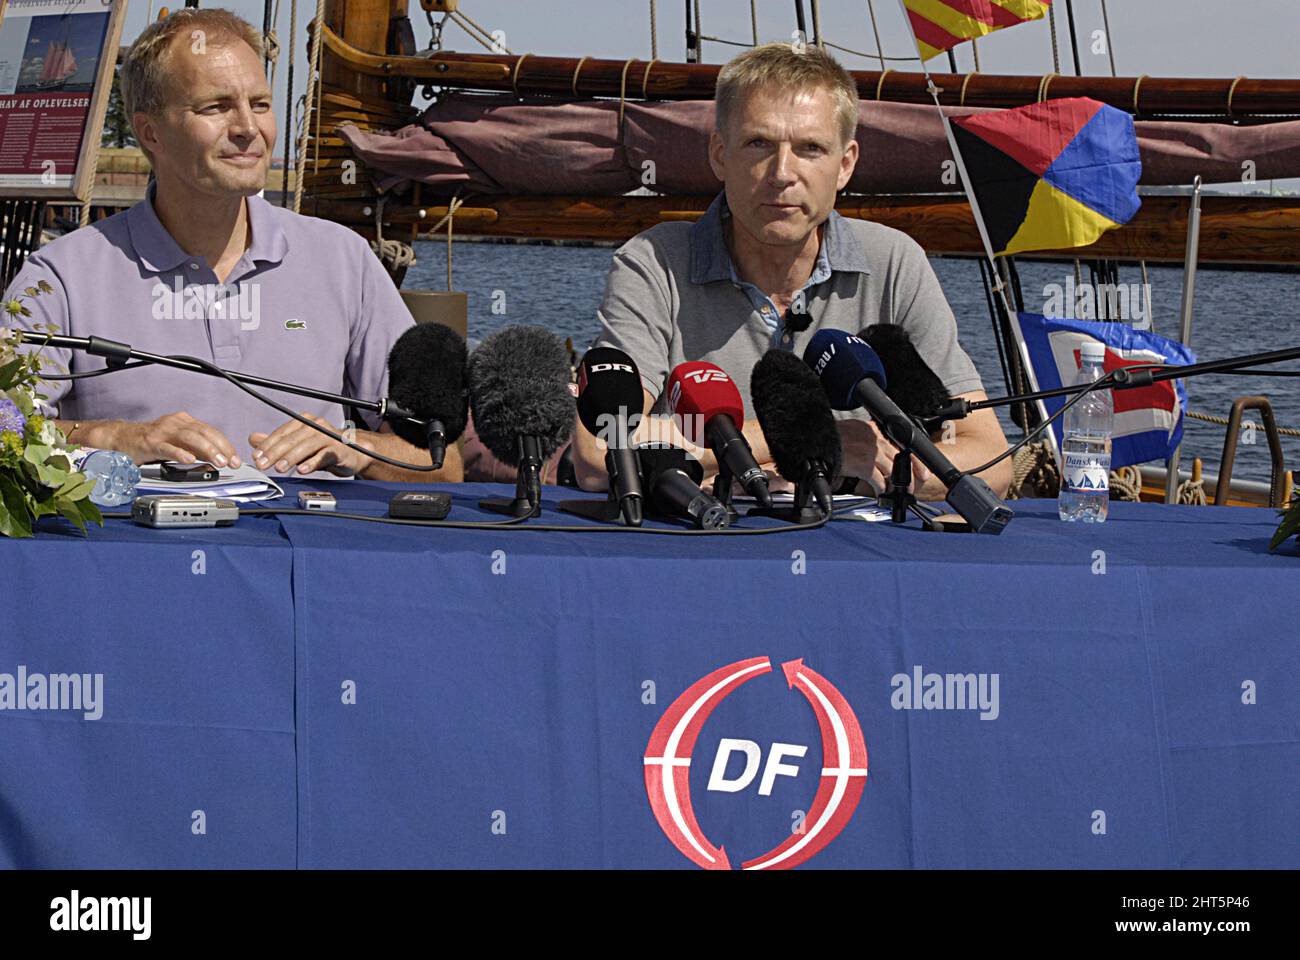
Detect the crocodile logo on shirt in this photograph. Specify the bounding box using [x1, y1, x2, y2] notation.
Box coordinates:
[284, 318, 307, 331]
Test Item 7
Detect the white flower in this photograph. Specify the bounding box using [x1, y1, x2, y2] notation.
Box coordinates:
[37, 417, 58, 446]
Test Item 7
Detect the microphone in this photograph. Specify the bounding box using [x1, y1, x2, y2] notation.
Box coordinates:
[637, 444, 730, 530]
[803, 329, 1012, 534]
[858, 324, 953, 434]
[750, 349, 840, 520]
[572, 346, 645, 526]
[385, 322, 469, 470]
[468, 325, 576, 517]
[666, 361, 772, 509]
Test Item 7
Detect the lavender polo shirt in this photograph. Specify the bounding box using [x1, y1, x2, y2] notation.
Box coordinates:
[4, 185, 414, 475]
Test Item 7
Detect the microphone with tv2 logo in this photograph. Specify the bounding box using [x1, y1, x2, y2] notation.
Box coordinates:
[666, 361, 773, 511]
[559, 346, 646, 526]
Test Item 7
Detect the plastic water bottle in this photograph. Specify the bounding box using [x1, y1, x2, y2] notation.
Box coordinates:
[71, 448, 141, 507]
[1058, 341, 1113, 523]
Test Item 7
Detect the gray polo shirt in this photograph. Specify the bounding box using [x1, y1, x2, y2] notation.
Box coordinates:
[592, 191, 983, 421]
[5, 184, 414, 473]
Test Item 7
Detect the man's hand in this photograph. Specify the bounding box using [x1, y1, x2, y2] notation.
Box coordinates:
[249, 413, 370, 477]
[75, 412, 241, 468]
[837, 418, 930, 495]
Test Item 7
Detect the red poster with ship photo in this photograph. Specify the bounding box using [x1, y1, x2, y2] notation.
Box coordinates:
[0, 0, 125, 199]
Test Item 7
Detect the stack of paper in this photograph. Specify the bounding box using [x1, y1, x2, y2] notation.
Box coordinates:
[136, 463, 284, 502]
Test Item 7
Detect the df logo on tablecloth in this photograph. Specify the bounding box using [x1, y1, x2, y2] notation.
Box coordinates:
[643, 657, 867, 870]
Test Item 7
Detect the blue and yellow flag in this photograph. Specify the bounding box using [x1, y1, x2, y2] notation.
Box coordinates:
[950, 97, 1142, 256]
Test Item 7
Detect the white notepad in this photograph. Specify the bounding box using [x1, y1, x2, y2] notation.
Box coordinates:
[136, 463, 285, 503]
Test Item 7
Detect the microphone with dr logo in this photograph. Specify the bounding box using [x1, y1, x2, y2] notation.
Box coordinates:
[559, 346, 646, 526]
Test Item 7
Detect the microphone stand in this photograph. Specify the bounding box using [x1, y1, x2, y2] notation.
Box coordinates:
[746, 460, 831, 524]
[557, 446, 644, 526]
[927, 343, 1300, 430]
[479, 436, 543, 518]
[710, 458, 740, 524]
[14, 331, 445, 465]
[877, 448, 915, 525]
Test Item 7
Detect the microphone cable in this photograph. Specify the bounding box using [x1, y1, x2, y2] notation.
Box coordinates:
[38, 348, 441, 473]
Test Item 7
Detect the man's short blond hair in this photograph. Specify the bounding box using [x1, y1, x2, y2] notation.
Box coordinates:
[121, 8, 264, 119]
[715, 41, 859, 147]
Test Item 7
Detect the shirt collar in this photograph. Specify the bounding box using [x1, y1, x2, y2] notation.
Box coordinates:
[688, 190, 870, 285]
[127, 181, 289, 273]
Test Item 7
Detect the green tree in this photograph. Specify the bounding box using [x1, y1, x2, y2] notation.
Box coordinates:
[100, 68, 136, 149]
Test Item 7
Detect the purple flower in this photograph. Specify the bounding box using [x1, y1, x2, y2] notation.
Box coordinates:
[0, 396, 25, 438]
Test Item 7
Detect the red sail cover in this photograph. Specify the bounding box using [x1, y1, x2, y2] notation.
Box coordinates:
[339, 94, 1300, 197]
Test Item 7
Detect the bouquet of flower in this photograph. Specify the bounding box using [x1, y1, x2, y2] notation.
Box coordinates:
[0, 282, 102, 538]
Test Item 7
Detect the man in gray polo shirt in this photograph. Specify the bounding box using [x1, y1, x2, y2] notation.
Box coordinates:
[5, 8, 459, 481]
[573, 42, 1010, 500]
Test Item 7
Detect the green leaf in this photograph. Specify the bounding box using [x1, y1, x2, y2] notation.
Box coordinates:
[55, 475, 97, 504]
[0, 472, 32, 538]
[36, 460, 69, 487]
[23, 442, 50, 466]
[55, 496, 87, 534]
[75, 496, 103, 528]
[1269, 502, 1300, 550]
[37, 280, 53, 294]
[0, 357, 21, 387]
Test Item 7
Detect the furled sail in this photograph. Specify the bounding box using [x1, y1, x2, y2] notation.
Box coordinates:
[338, 94, 1300, 197]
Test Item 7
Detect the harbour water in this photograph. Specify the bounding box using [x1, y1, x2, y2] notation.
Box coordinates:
[408, 240, 1300, 486]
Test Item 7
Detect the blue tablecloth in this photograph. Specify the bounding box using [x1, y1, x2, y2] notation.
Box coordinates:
[1, 481, 1297, 869]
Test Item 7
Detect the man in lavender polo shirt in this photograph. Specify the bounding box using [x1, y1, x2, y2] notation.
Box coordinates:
[4, 8, 460, 482]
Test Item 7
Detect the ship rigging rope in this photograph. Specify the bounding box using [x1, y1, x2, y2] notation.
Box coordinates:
[510, 54, 529, 96]
[750, 0, 758, 46]
[1187, 409, 1300, 438]
[865, 0, 887, 70]
[822, 39, 917, 63]
[571, 56, 589, 96]
[417, 190, 465, 291]
[293, 0, 324, 214]
[1047, 1, 1061, 73]
[262, 16, 281, 86]
[1100, 0, 1118, 75]
[959, 70, 978, 106]
[449, 8, 510, 54]
[812, 0, 824, 48]
[650, 0, 659, 58]
[279, 0, 296, 208]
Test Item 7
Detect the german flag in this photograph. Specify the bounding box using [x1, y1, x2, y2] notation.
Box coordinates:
[950, 98, 1141, 256]
[904, 0, 1052, 60]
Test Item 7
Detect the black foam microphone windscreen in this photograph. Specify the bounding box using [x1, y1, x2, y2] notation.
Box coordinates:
[385, 322, 470, 448]
[468, 325, 576, 467]
[750, 349, 842, 484]
[858, 324, 951, 424]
